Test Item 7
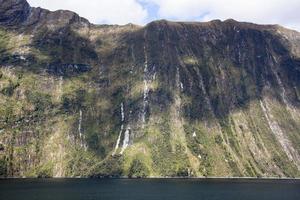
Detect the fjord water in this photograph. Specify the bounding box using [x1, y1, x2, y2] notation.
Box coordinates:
[0, 179, 299, 200]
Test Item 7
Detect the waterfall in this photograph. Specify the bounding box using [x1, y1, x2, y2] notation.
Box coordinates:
[260, 100, 300, 169]
[112, 125, 123, 156]
[180, 82, 184, 91]
[192, 132, 197, 137]
[78, 110, 83, 139]
[83, 138, 88, 151]
[176, 65, 181, 90]
[78, 109, 86, 150]
[141, 31, 158, 128]
[120, 128, 130, 155]
[112, 103, 125, 155]
[177, 65, 184, 92]
[121, 102, 125, 122]
[142, 44, 150, 128]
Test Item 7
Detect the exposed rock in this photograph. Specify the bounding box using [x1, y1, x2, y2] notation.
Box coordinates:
[0, 0, 299, 178]
[0, 0, 30, 26]
[0, 0, 89, 29]
[47, 63, 92, 76]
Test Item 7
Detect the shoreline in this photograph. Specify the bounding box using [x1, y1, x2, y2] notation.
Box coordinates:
[1, 176, 300, 180]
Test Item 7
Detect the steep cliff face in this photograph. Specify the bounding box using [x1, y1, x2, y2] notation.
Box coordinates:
[0, 0, 300, 178]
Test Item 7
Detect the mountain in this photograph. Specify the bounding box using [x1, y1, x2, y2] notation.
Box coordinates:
[0, 0, 300, 178]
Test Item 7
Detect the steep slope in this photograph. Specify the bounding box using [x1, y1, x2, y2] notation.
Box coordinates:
[0, 0, 300, 178]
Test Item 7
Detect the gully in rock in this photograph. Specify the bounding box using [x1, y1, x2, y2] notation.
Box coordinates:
[260, 99, 300, 169]
[271, 56, 297, 117]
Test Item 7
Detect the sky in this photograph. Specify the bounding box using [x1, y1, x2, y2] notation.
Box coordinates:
[27, 0, 300, 31]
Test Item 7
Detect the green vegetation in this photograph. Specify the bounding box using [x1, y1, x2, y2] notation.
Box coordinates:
[0, 28, 9, 53]
[0, 15, 299, 178]
[1, 80, 19, 96]
[219, 118, 241, 157]
[90, 156, 124, 178]
[128, 158, 150, 178]
[36, 162, 54, 178]
[26, 91, 52, 113]
[0, 156, 7, 176]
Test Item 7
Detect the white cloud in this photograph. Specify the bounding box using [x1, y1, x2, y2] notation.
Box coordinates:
[27, 0, 148, 25]
[145, 0, 300, 31]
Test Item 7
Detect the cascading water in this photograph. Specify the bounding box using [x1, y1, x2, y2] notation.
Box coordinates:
[112, 103, 125, 155]
[112, 125, 123, 156]
[141, 29, 158, 128]
[176, 65, 184, 92]
[142, 44, 150, 128]
[78, 110, 82, 141]
[120, 128, 130, 155]
[121, 102, 125, 122]
[192, 132, 197, 137]
[78, 109, 87, 150]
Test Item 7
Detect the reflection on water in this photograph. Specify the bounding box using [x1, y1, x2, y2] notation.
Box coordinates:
[0, 178, 299, 200]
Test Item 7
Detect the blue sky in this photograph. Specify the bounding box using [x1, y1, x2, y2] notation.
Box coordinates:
[27, 0, 300, 31]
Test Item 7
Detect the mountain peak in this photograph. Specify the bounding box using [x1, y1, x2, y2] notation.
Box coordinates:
[0, 0, 30, 26]
[0, 0, 89, 29]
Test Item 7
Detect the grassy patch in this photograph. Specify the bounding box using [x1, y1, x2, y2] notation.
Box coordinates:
[128, 158, 150, 178]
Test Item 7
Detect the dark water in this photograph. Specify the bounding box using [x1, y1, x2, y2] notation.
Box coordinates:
[0, 178, 299, 200]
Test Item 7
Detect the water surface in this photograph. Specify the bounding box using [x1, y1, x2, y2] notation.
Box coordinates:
[0, 178, 299, 200]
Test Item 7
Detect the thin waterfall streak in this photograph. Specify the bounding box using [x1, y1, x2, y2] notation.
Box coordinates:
[113, 124, 123, 156]
[78, 109, 83, 148]
[142, 44, 150, 128]
[121, 102, 125, 122]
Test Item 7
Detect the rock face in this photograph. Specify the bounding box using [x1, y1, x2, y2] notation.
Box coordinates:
[0, 0, 30, 26]
[0, 0, 300, 178]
